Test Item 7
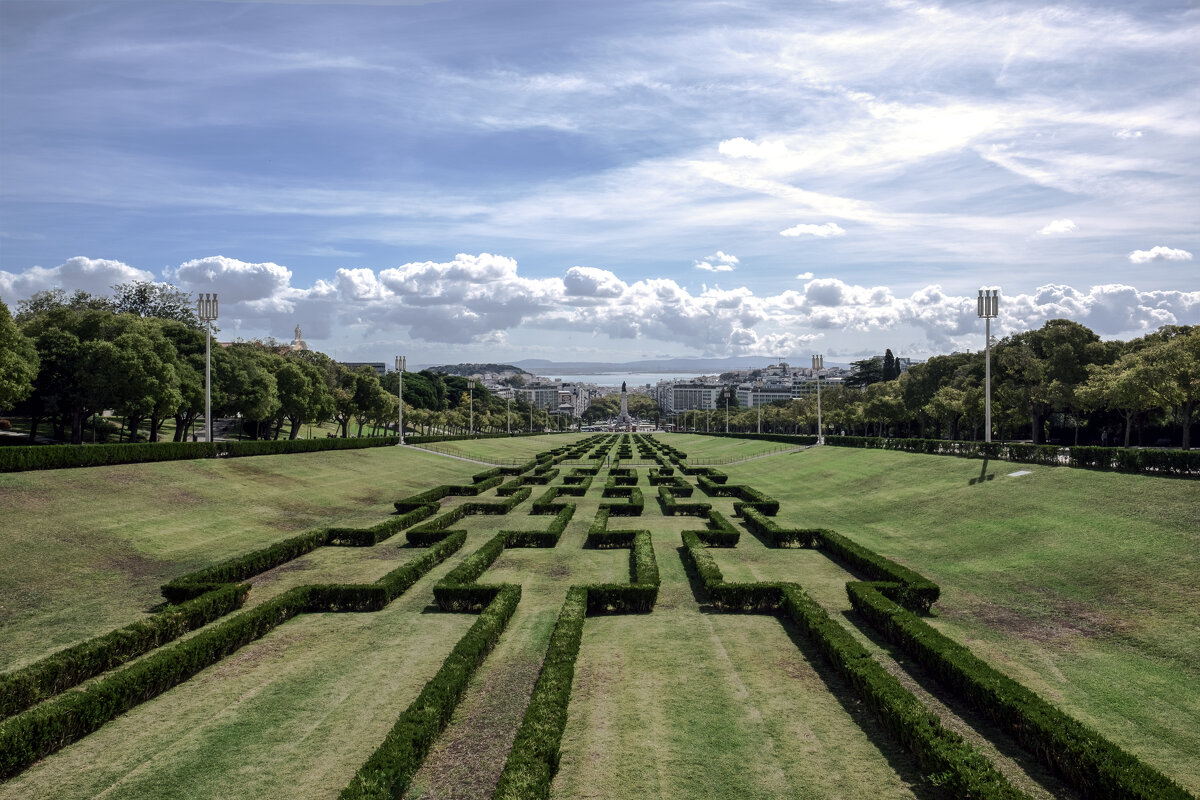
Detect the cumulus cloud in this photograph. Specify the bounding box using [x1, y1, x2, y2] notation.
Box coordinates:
[1129, 246, 1192, 264]
[795, 271, 814, 280]
[172, 256, 292, 302]
[2, 254, 1196, 359]
[1114, 130, 1143, 139]
[1038, 219, 1077, 235]
[563, 266, 625, 298]
[0, 256, 154, 300]
[694, 251, 739, 272]
[781, 223, 846, 238]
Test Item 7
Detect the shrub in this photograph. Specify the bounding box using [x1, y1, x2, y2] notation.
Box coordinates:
[738, 507, 819, 548]
[339, 585, 521, 800]
[494, 587, 587, 800]
[847, 582, 1193, 800]
[0, 583, 249, 720]
[817, 529, 939, 612]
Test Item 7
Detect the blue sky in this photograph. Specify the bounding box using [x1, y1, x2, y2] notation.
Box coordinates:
[1, 0, 1197, 365]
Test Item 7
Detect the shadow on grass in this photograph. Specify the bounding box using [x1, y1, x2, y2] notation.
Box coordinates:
[968, 456, 996, 485]
[841, 608, 1081, 800]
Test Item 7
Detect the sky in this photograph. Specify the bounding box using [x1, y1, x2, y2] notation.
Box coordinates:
[1, 0, 1197, 367]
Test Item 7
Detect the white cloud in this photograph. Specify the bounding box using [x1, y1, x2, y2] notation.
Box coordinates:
[694, 251, 739, 272]
[1038, 219, 1077, 235]
[718, 138, 789, 160]
[781, 222, 846, 238]
[172, 256, 292, 302]
[0, 256, 155, 300]
[1129, 246, 1192, 264]
[1115, 130, 1143, 139]
[2, 254, 1197, 360]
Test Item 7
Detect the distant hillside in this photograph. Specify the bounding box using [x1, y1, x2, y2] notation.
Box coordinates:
[423, 363, 529, 376]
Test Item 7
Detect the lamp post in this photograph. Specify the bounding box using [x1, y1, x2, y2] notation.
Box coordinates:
[977, 288, 1000, 442]
[395, 355, 406, 445]
[812, 354, 824, 445]
[725, 389, 729, 433]
[467, 378, 475, 436]
[196, 293, 218, 442]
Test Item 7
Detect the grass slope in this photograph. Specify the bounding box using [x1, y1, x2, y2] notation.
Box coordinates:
[714, 441, 1200, 794]
[0, 445, 477, 670]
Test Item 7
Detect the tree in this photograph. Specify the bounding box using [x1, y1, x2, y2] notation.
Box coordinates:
[882, 349, 901, 381]
[995, 319, 1110, 443]
[0, 297, 39, 412]
[844, 357, 884, 389]
[110, 281, 200, 327]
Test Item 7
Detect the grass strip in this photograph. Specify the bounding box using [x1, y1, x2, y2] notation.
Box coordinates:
[0, 533, 466, 780]
[679, 531, 1029, 799]
[848, 581, 1197, 800]
[0, 583, 249, 721]
[338, 585, 522, 800]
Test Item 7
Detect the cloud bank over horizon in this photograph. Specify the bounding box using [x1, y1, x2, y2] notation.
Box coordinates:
[3, 254, 1195, 364]
[1, 1, 1196, 362]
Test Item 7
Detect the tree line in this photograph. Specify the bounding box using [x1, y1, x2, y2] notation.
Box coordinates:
[681, 320, 1198, 449]
[0, 285, 562, 444]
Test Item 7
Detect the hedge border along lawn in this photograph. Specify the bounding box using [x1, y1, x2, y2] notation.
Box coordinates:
[0, 532, 468, 780]
[847, 581, 1196, 800]
[0, 435, 399, 473]
[0, 582, 250, 721]
[688, 431, 1200, 479]
[494, 507, 662, 800]
[696, 449, 1194, 800]
[0, 432, 599, 475]
[338, 584, 521, 800]
[2, 495, 449, 719]
[678, 530, 1029, 800]
[338, 486, 547, 800]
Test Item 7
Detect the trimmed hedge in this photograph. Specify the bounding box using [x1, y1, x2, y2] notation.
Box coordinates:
[781, 586, 1028, 800]
[494, 587, 587, 799]
[738, 507, 820, 548]
[504, 505, 576, 548]
[848, 582, 1195, 800]
[161, 502, 439, 603]
[598, 487, 643, 516]
[656, 486, 711, 516]
[339, 584, 521, 800]
[817, 529, 939, 613]
[0, 532, 467, 780]
[0, 583, 249, 721]
[434, 534, 509, 612]
[690, 509, 740, 547]
[689, 431, 1200, 478]
[0, 435, 405, 473]
[678, 530, 1026, 798]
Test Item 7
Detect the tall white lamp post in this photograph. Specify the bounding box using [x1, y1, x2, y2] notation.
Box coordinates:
[467, 378, 475, 436]
[197, 293, 218, 442]
[977, 288, 1000, 442]
[812, 354, 825, 445]
[395, 355, 406, 445]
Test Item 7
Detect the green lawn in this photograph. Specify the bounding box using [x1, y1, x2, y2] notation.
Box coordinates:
[0, 444, 477, 670]
[655, 432, 802, 463]
[408, 432, 587, 464]
[3, 436, 1196, 798]
[719, 444, 1200, 793]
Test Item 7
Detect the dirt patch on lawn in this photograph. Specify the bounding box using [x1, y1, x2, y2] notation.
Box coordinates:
[407, 652, 544, 800]
[944, 591, 1135, 645]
